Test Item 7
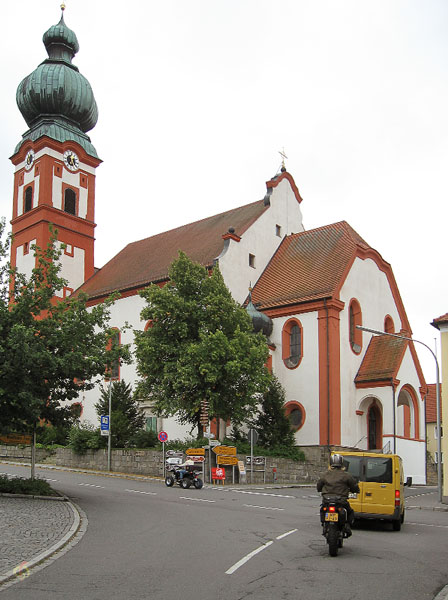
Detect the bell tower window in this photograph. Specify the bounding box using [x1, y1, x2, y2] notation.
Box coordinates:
[64, 188, 77, 215]
[24, 186, 33, 212]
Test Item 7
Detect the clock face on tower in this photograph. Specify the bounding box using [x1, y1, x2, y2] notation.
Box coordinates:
[24, 149, 35, 170]
[63, 150, 80, 172]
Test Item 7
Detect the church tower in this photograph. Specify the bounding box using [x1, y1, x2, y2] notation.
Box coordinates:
[10, 6, 100, 297]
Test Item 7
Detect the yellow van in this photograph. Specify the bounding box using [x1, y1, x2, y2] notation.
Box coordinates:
[332, 451, 412, 531]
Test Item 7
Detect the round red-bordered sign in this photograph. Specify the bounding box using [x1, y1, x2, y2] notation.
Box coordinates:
[158, 431, 168, 443]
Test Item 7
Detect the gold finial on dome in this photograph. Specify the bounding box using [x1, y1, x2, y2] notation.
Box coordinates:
[61, 2, 66, 11]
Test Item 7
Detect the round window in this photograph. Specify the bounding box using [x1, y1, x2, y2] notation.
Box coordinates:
[288, 408, 303, 429]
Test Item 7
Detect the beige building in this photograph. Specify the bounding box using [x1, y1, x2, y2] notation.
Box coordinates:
[431, 313, 448, 503]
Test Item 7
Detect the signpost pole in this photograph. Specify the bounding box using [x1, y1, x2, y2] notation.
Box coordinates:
[208, 425, 212, 485]
[158, 431, 168, 479]
[107, 382, 112, 472]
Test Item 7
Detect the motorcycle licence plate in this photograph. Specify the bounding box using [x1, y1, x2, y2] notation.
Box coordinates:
[325, 513, 338, 522]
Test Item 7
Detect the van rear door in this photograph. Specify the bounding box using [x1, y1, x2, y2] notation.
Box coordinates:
[361, 456, 394, 516]
[340, 454, 363, 513]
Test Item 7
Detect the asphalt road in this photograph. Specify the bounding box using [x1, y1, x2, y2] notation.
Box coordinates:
[1, 464, 447, 600]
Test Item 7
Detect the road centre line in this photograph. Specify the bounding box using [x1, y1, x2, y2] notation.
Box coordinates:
[243, 504, 284, 511]
[226, 541, 273, 575]
[232, 490, 295, 499]
[78, 483, 105, 488]
[276, 528, 298, 540]
[179, 496, 216, 503]
[125, 489, 157, 495]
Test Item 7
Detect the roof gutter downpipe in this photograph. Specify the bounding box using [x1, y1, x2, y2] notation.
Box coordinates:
[324, 299, 330, 452]
[391, 378, 396, 454]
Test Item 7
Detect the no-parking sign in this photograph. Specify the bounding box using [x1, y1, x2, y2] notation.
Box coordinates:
[158, 431, 168, 443]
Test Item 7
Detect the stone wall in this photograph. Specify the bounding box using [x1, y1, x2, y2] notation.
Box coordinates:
[0, 444, 334, 484]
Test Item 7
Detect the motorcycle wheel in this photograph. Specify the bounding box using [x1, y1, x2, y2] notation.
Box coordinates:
[328, 525, 339, 557]
[194, 478, 203, 489]
[181, 478, 191, 489]
[165, 476, 175, 487]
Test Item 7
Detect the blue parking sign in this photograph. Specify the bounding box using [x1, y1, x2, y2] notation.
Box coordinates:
[100, 416, 110, 436]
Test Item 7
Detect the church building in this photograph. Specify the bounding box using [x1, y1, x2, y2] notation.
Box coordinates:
[9, 9, 427, 483]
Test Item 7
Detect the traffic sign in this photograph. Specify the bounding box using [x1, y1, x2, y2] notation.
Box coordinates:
[248, 428, 258, 445]
[212, 467, 225, 480]
[204, 432, 215, 439]
[217, 456, 239, 466]
[213, 445, 236, 456]
[100, 415, 110, 437]
[188, 456, 206, 463]
[158, 431, 168, 443]
[186, 448, 205, 456]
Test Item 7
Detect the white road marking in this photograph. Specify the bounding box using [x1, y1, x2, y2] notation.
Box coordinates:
[226, 541, 274, 575]
[243, 504, 284, 511]
[232, 490, 295, 499]
[78, 483, 105, 489]
[276, 528, 298, 540]
[125, 489, 157, 496]
[179, 496, 215, 503]
[406, 522, 448, 529]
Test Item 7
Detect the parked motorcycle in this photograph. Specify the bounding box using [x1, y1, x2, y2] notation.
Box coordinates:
[165, 467, 203, 490]
[320, 495, 351, 556]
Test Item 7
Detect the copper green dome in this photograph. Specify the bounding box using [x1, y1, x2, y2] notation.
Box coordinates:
[246, 289, 273, 337]
[15, 9, 98, 158]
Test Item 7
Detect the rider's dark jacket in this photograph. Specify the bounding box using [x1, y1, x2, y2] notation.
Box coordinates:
[316, 467, 360, 499]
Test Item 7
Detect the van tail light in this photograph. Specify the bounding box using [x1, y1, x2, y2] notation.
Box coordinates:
[395, 490, 400, 507]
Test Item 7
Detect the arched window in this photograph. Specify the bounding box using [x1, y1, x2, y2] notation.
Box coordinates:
[64, 188, 77, 215]
[349, 299, 362, 354]
[384, 315, 395, 334]
[284, 401, 306, 431]
[24, 186, 33, 212]
[367, 402, 382, 450]
[282, 319, 303, 368]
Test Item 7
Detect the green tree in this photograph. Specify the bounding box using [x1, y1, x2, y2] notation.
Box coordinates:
[253, 375, 295, 449]
[94, 381, 145, 448]
[134, 252, 270, 437]
[0, 219, 130, 436]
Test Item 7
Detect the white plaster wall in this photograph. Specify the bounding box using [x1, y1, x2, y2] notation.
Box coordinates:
[54, 242, 86, 296]
[270, 311, 320, 445]
[219, 178, 304, 304]
[53, 177, 63, 210]
[80, 293, 193, 441]
[15, 239, 36, 279]
[17, 170, 39, 217]
[395, 437, 426, 484]
[339, 257, 403, 446]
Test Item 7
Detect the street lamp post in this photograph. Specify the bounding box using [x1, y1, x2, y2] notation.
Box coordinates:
[357, 325, 442, 503]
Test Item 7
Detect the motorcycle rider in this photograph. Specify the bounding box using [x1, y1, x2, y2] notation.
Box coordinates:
[177, 459, 195, 480]
[316, 453, 360, 536]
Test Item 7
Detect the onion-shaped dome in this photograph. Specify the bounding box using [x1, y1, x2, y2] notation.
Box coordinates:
[15, 8, 98, 157]
[246, 289, 273, 337]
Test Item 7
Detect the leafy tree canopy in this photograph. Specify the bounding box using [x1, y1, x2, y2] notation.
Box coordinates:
[252, 375, 295, 449]
[0, 219, 130, 433]
[95, 380, 145, 448]
[134, 252, 270, 436]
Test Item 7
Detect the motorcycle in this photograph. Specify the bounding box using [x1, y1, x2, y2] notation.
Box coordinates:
[320, 495, 351, 556]
[165, 467, 203, 490]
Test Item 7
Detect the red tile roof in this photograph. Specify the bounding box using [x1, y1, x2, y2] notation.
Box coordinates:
[431, 313, 448, 329]
[79, 199, 268, 300]
[426, 383, 442, 423]
[355, 335, 408, 384]
[251, 221, 369, 309]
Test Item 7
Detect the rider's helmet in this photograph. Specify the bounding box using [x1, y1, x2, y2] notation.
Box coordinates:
[330, 454, 344, 469]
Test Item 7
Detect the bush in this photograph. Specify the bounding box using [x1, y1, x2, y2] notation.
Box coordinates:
[36, 423, 71, 447]
[128, 429, 158, 448]
[222, 437, 305, 462]
[0, 475, 57, 496]
[68, 423, 104, 454]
